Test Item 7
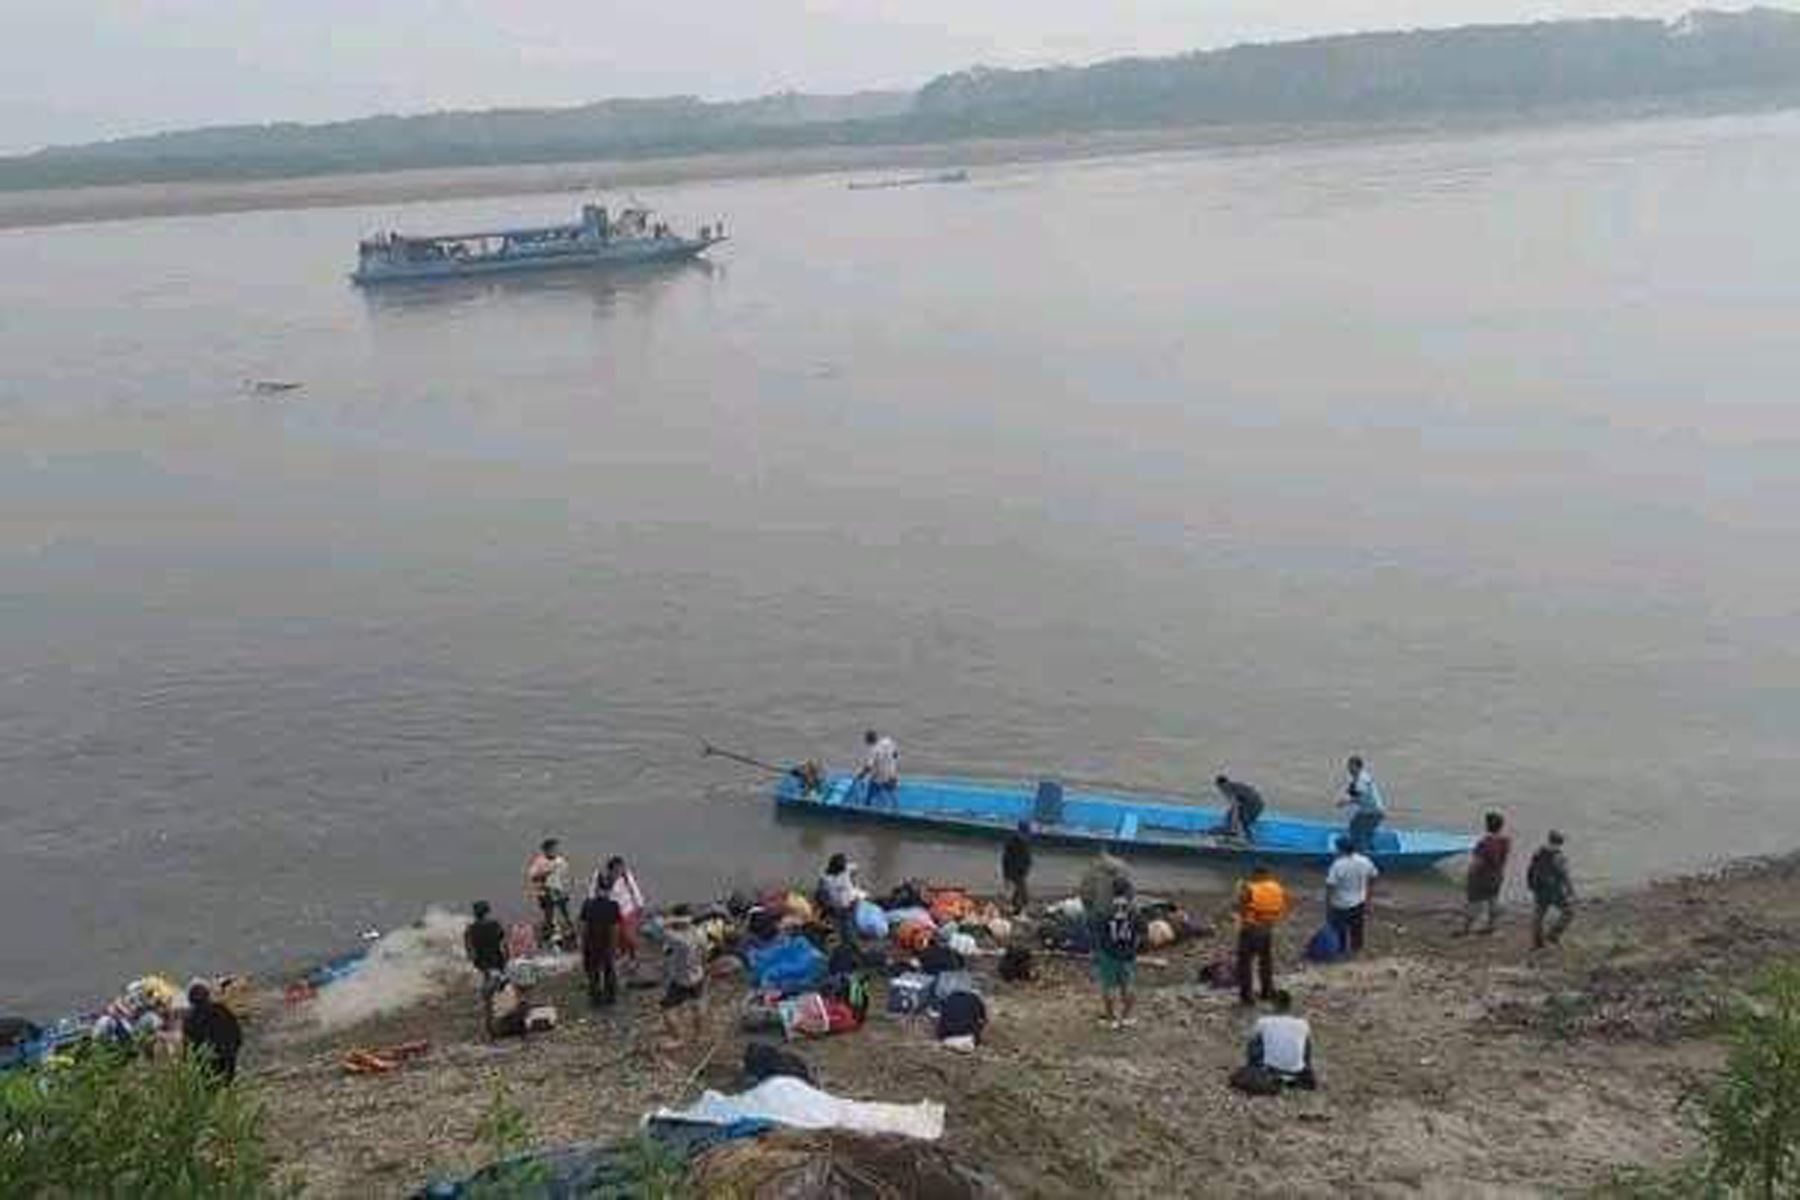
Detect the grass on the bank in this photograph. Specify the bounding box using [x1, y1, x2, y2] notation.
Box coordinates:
[1602, 962, 1800, 1199]
[0, 1046, 297, 1199]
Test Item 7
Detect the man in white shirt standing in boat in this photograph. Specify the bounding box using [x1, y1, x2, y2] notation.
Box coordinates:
[855, 729, 900, 808]
[1337, 755, 1386, 853]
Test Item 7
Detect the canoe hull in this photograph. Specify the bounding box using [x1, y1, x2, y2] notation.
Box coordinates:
[773, 774, 1472, 870]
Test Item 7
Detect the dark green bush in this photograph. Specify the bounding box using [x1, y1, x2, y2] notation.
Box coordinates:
[0, 1048, 295, 1199]
[1697, 963, 1800, 1198]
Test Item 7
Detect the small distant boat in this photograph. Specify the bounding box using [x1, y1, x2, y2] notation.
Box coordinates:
[774, 773, 1473, 870]
[351, 203, 724, 286]
[847, 169, 970, 191]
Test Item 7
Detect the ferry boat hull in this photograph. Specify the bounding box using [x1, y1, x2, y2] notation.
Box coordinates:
[352, 234, 718, 286]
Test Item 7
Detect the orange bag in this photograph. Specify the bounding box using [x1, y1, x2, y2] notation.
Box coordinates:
[928, 888, 977, 924]
[896, 920, 935, 953]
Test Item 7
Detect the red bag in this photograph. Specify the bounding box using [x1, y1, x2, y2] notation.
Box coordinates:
[823, 997, 861, 1033]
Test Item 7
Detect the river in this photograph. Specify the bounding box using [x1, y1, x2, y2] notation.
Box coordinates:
[3, 110, 1799, 1016]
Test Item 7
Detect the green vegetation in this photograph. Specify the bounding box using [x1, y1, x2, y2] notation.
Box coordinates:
[1595, 962, 1800, 1199]
[0, 1048, 296, 1199]
[1694, 962, 1800, 1198]
[5, 9, 1800, 191]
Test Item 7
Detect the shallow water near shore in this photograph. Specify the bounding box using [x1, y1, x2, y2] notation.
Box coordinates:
[3, 110, 1800, 1017]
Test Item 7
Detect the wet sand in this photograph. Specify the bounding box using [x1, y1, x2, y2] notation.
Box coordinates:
[249, 852, 1800, 1196]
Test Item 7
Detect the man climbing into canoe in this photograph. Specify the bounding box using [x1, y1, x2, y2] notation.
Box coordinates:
[854, 729, 900, 808]
[1337, 755, 1386, 852]
[1212, 773, 1265, 842]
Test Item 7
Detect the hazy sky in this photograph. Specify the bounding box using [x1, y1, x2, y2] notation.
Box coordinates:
[5, 1, 1712, 153]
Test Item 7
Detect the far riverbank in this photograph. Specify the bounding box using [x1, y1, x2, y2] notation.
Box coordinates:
[5, 95, 1797, 231]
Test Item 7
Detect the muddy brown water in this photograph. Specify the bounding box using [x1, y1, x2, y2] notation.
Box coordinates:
[4, 109, 1799, 1016]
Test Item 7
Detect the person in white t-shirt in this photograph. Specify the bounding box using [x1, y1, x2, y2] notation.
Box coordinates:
[1324, 835, 1379, 955]
[1246, 990, 1316, 1088]
[855, 729, 900, 808]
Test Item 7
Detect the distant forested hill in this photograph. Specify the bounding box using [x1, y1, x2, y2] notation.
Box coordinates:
[912, 8, 1800, 130]
[6, 8, 1799, 191]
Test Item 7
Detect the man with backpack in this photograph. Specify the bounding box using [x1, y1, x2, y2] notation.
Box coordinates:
[1528, 831, 1576, 950]
[1093, 877, 1145, 1030]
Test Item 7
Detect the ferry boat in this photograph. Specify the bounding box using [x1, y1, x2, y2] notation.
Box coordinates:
[351, 203, 724, 285]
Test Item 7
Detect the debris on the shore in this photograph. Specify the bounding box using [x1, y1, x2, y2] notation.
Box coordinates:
[650, 1075, 946, 1140]
[246, 378, 304, 395]
[341, 1039, 431, 1075]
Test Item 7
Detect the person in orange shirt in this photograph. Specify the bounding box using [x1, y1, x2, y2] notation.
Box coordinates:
[1236, 864, 1289, 1006]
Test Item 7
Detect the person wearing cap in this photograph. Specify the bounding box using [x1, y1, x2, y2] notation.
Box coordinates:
[1527, 831, 1576, 949]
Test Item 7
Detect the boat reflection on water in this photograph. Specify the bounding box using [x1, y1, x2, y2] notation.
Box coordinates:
[356, 255, 721, 320]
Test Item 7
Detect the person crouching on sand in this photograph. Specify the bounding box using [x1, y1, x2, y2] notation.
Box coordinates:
[659, 905, 708, 1046]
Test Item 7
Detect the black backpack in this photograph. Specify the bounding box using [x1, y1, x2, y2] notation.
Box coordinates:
[935, 991, 987, 1041]
[743, 1042, 813, 1085]
[1527, 848, 1552, 895]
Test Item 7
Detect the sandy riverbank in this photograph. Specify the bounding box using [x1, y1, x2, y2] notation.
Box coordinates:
[5, 100, 1792, 232]
[243, 852, 1800, 1197]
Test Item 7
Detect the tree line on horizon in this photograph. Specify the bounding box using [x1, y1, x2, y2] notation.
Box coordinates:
[6, 7, 1800, 192]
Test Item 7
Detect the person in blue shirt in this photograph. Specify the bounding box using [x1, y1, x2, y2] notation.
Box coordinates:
[1337, 755, 1386, 852]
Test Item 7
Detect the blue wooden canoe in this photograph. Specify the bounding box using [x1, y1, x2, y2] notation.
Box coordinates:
[773, 772, 1473, 870]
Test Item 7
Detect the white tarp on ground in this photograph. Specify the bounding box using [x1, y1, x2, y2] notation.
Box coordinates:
[650, 1076, 945, 1141]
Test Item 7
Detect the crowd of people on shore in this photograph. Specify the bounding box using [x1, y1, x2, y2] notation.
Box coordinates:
[451, 736, 1579, 1095]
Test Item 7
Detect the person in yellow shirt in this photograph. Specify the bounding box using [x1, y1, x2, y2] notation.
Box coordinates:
[1236, 864, 1289, 1006]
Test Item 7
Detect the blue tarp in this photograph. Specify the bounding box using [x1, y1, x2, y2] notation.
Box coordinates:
[745, 936, 827, 992]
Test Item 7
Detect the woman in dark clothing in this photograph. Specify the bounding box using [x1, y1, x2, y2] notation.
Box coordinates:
[182, 982, 243, 1084]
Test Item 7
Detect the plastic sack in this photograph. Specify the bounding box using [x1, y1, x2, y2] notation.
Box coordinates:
[779, 993, 832, 1039]
[928, 889, 977, 925]
[1145, 919, 1176, 949]
[946, 932, 978, 957]
[853, 900, 889, 939]
[1304, 923, 1345, 963]
[885, 907, 933, 930]
[895, 921, 935, 954]
[783, 892, 816, 924]
[747, 936, 827, 992]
